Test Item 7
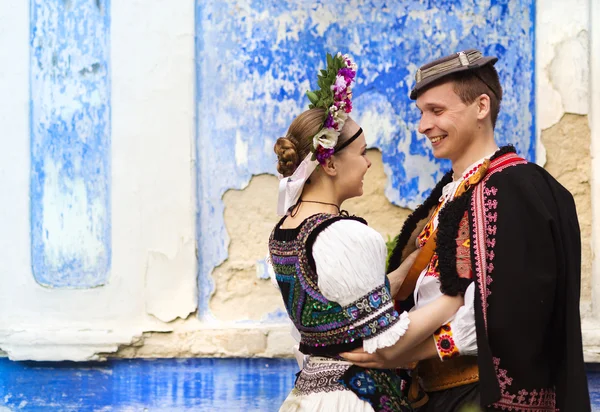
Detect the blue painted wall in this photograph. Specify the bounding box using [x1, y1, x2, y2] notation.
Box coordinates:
[30, 0, 111, 288]
[0, 358, 295, 411]
[0, 358, 598, 411]
[195, 0, 535, 317]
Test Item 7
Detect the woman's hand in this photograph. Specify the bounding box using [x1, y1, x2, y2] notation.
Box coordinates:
[387, 249, 419, 298]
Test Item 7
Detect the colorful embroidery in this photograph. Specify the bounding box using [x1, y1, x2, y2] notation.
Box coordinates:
[471, 153, 526, 331]
[455, 212, 473, 279]
[269, 213, 401, 353]
[434, 324, 460, 361]
[491, 357, 557, 411]
[417, 218, 434, 248]
[339, 365, 412, 412]
[417, 203, 442, 278]
[343, 284, 400, 339]
[424, 254, 440, 278]
[294, 359, 350, 395]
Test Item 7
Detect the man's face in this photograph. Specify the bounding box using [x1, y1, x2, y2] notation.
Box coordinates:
[415, 81, 480, 162]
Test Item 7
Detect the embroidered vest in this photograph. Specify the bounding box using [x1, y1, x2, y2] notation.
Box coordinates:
[268, 213, 398, 355]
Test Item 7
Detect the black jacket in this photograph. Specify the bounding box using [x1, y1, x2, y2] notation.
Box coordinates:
[388, 146, 590, 411]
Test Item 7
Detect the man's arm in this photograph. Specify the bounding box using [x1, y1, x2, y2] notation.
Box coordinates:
[342, 336, 438, 369]
[387, 249, 419, 298]
[341, 293, 462, 364]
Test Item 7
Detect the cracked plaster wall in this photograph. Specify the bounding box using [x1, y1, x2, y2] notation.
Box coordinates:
[0, 1, 198, 361]
[0, 0, 596, 361]
[194, 0, 596, 359]
[537, 0, 592, 307]
[209, 150, 410, 323]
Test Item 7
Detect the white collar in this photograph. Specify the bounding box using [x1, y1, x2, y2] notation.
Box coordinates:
[440, 151, 497, 202]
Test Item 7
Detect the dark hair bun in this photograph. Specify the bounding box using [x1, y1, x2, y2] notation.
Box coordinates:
[274, 137, 300, 177]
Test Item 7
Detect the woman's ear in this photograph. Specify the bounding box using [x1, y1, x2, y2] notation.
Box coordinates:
[320, 156, 338, 177]
[476, 94, 491, 120]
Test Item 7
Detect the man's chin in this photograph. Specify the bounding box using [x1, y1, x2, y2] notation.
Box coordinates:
[431, 147, 450, 160]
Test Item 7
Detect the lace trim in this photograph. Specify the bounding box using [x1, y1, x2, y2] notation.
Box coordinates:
[294, 359, 350, 395]
[363, 311, 410, 354]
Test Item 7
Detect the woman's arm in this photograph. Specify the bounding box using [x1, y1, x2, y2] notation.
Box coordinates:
[341, 337, 438, 369]
[341, 293, 462, 366]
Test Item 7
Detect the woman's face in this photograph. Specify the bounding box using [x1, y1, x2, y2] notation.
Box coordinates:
[333, 119, 371, 201]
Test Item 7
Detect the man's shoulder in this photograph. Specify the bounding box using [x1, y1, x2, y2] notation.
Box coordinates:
[487, 160, 569, 194]
[484, 160, 576, 215]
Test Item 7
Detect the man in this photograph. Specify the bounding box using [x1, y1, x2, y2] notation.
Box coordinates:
[343, 49, 590, 411]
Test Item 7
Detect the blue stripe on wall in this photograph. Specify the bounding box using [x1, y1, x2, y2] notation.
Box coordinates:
[0, 358, 296, 411]
[195, 0, 535, 318]
[30, 0, 111, 288]
[0, 358, 598, 411]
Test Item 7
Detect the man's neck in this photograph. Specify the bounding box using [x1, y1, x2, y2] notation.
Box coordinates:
[452, 139, 499, 179]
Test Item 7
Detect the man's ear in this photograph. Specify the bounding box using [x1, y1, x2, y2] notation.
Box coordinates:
[320, 156, 338, 177]
[476, 94, 491, 120]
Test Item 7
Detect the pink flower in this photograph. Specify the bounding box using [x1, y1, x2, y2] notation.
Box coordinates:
[339, 67, 355, 82]
[344, 99, 353, 113]
[332, 75, 347, 94]
[315, 145, 335, 165]
[324, 113, 335, 129]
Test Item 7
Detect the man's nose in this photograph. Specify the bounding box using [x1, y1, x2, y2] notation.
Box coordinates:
[418, 113, 431, 135]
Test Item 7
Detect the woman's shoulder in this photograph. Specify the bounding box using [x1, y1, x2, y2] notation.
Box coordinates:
[308, 213, 371, 237]
[310, 215, 386, 250]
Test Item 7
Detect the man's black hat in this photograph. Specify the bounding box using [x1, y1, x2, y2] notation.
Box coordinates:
[410, 49, 498, 100]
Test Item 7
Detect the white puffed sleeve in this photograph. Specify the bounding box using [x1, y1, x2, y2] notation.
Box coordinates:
[450, 282, 477, 355]
[433, 281, 478, 360]
[312, 219, 410, 354]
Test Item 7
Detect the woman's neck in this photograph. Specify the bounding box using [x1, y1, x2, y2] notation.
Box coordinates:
[281, 183, 343, 228]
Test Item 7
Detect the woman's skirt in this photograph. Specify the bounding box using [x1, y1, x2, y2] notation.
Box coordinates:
[280, 356, 412, 412]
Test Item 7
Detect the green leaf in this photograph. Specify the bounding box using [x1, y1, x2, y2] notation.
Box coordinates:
[306, 91, 319, 105]
[327, 53, 333, 68]
[385, 235, 398, 268]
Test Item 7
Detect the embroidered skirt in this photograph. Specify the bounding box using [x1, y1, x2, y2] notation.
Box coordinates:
[280, 357, 412, 412]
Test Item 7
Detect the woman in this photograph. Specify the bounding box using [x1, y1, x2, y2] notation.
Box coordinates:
[269, 53, 462, 412]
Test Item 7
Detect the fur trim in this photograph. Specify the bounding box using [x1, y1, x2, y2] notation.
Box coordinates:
[387, 171, 453, 273]
[491, 145, 516, 161]
[436, 189, 474, 296]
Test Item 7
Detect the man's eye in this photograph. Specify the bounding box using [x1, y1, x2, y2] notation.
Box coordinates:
[433, 109, 443, 115]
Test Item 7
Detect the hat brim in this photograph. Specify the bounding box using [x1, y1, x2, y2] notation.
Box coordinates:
[409, 56, 498, 100]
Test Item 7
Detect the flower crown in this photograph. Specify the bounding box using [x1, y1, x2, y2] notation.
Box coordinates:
[306, 53, 358, 165]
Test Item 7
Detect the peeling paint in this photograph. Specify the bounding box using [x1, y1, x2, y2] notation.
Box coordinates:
[145, 239, 198, 323]
[549, 30, 590, 116]
[195, 0, 536, 318]
[537, 0, 590, 131]
[30, 0, 111, 288]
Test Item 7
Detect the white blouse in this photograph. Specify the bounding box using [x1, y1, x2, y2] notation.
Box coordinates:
[412, 154, 496, 358]
[312, 219, 410, 354]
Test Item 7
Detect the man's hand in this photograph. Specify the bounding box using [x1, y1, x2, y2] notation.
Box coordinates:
[387, 249, 419, 298]
[340, 348, 388, 369]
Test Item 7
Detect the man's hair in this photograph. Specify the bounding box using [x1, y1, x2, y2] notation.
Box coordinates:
[430, 65, 503, 129]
